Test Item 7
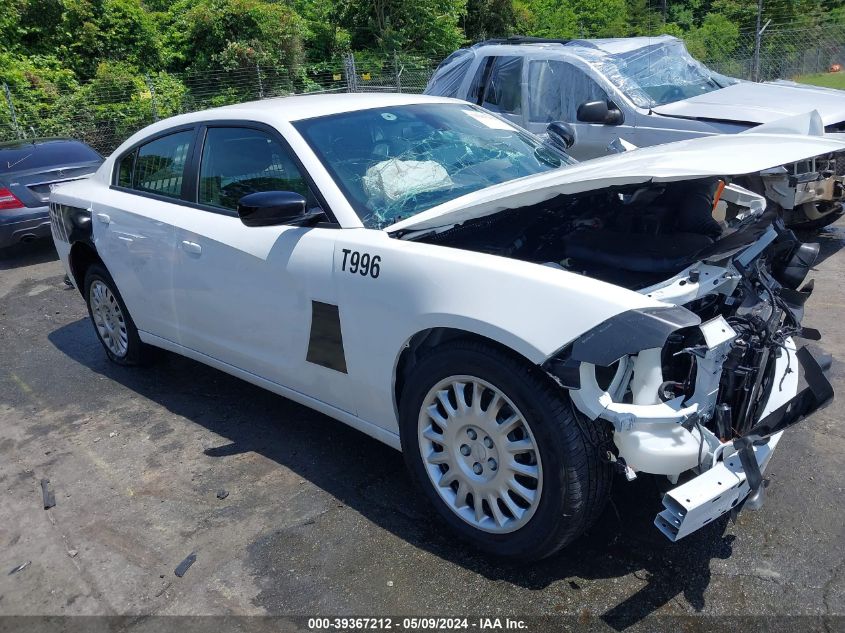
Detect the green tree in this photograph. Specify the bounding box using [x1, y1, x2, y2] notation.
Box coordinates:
[519, 0, 628, 38]
[345, 0, 467, 58]
[171, 0, 307, 72]
[294, 0, 351, 62]
[463, 0, 516, 41]
[685, 12, 740, 63]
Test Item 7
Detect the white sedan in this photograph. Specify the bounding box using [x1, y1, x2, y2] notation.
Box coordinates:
[50, 94, 839, 559]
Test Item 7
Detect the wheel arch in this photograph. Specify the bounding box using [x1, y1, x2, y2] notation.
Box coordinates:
[68, 241, 104, 293]
[392, 326, 552, 420]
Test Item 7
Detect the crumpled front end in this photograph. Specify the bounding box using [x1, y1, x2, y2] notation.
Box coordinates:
[760, 151, 845, 226]
[545, 218, 834, 541]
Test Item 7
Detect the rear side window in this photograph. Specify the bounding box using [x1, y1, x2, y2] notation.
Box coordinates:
[528, 60, 610, 123]
[117, 149, 136, 188]
[425, 49, 475, 98]
[124, 130, 193, 199]
[197, 127, 316, 211]
[0, 140, 101, 174]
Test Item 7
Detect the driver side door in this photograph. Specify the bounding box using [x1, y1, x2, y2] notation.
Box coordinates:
[524, 59, 633, 160]
[167, 123, 355, 413]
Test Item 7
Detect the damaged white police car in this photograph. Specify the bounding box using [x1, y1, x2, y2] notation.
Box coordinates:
[50, 94, 839, 559]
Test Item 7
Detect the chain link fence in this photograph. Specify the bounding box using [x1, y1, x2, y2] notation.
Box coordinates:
[701, 22, 845, 82]
[0, 54, 435, 154]
[3, 24, 845, 155]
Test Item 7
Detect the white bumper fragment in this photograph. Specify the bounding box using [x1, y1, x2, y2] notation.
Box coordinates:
[654, 431, 782, 541]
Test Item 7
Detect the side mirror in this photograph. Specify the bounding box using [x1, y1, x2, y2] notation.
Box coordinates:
[576, 100, 624, 125]
[546, 121, 577, 150]
[236, 191, 308, 227]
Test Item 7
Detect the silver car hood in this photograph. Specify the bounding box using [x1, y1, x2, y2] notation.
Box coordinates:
[389, 119, 845, 234]
[651, 80, 845, 126]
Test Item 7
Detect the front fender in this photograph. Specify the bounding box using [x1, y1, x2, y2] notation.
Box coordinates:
[333, 231, 669, 434]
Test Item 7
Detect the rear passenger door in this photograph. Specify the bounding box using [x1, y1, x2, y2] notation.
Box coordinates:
[95, 127, 195, 343]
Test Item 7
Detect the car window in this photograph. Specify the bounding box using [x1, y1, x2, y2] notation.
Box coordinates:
[294, 103, 574, 229]
[117, 149, 136, 188]
[482, 56, 523, 115]
[198, 127, 316, 212]
[0, 140, 101, 174]
[132, 130, 193, 199]
[425, 49, 476, 98]
[467, 57, 493, 104]
[603, 38, 736, 107]
[528, 60, 610, 123]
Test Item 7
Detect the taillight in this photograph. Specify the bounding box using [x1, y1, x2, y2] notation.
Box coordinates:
[0, 187, 24, 210]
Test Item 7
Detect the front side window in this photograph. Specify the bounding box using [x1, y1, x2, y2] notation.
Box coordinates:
[294, 104, 574, 229]
[482, 56, 523, 115]
[528, 60, 610, 123]
[132, 130, 193, 199]
[198, 127, 314, 211]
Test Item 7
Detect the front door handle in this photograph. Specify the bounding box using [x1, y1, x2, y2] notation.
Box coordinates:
[181, 240, 202, 255]
[96, 213, 111, 225]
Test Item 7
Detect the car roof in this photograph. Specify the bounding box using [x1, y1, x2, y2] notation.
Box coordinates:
[112, 92, 463, 153]
[468, 34, 678, 62]
[168, 93, 460, 126]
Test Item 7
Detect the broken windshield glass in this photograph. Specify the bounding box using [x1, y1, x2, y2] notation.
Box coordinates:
[594, 38, 739, 108]
[294, 104, 575, 229]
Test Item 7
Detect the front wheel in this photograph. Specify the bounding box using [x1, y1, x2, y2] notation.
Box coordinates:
[399, 340, 612, 560]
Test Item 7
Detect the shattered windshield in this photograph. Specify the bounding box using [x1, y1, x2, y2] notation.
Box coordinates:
[294, 104, 574, 228]
[600, 39, 739, 108]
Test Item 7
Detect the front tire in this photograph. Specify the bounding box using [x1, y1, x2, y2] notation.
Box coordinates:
[399, 340, 612, 560]
[84, 263, 147, 365]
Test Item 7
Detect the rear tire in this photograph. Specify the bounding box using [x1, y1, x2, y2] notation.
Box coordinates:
[399, 340, 612, 560]
[83, 263, 148, 365]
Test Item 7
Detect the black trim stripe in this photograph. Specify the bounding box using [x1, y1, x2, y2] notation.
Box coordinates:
[306, 301, 348, 373]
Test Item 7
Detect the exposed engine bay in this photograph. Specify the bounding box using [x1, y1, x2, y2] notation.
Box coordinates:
[411, 177, 833, 540]
[414, 177, 764, 289]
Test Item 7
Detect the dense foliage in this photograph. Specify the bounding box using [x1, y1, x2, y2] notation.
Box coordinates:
[1, 0, 843, 146]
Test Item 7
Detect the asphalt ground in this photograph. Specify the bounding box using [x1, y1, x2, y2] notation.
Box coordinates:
[1, 226, 844, 632]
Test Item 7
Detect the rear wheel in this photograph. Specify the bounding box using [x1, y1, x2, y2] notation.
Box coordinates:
[399, 340, 612, 560]
[84, 263, 148, 365]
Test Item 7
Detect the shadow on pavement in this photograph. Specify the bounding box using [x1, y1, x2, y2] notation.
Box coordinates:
[798, 224, 845, 267]
[0, 239, 58, 269]
[48, 317, 733, 628]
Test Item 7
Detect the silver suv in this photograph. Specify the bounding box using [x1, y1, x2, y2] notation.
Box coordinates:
[426, 35, 845, 229]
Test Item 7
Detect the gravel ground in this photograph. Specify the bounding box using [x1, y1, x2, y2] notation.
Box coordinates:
[1, 228, 844, 631]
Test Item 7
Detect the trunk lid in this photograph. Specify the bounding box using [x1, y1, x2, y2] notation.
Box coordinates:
[2, 163, 101, 208]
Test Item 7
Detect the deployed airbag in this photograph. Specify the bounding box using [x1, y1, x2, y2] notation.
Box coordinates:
[363, 159, 453, 207]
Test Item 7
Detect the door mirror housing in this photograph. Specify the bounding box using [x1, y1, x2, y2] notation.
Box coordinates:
[576, 100, 624, 125]
[237, 191, 310, 227]
[546, 121, 577, 150]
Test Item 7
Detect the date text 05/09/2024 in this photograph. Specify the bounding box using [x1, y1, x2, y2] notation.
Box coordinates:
[307, 617, 529, 631]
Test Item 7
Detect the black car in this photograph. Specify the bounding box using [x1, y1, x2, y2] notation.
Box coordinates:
[0, 138, 102, 250]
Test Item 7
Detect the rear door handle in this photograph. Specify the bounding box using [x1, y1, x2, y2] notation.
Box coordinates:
[96, 213, 111, 225]
[181, 240, 202, 255]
